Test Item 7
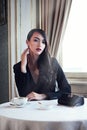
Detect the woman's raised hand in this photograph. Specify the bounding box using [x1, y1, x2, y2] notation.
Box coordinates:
[21, 48, 29, 73]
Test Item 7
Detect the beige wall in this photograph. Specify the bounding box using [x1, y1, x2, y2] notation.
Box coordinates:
[67, 76, 87, 97]
[71, 84, 87, 98]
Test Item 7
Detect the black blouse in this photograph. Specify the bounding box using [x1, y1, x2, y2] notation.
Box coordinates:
[13, 58, 71, 100]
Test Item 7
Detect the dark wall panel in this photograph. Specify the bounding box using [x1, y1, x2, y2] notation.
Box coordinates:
[0, 24, 9, 103]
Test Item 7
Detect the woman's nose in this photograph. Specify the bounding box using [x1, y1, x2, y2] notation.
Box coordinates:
[38, 41, 43, 46]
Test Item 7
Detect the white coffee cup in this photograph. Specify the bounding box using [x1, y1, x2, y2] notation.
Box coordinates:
[11, 97, 28, 106]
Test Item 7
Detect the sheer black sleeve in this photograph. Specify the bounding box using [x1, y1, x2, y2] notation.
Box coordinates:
[13, 62, 30, 96]
[45, 58, 71, 100]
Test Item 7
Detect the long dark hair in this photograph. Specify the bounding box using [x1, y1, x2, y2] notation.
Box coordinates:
[27, 28, 54, 87]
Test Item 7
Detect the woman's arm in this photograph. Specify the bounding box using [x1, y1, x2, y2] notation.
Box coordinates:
[13, 62, 29, 97]
[44, 58, 71, 100]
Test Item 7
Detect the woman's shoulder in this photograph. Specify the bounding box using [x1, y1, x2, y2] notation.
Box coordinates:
[51, 56, 66, 74]
[51, 57, 59, 65]
[13, 61, 21, 68]
[51, 57, 60, 70]
[13, 61, 21, 73]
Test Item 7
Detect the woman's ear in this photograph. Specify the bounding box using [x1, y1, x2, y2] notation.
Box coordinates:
[26, 40, 29, 47]
[26, 40, 30, 52]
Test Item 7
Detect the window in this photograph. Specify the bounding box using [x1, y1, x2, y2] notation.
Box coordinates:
[61, 0, 87, 74]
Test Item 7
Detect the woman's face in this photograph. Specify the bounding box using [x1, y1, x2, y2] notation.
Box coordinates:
[27, 32, 46, 56]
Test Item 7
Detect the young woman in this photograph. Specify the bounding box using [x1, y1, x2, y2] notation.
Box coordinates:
[13, 28, 71, 100]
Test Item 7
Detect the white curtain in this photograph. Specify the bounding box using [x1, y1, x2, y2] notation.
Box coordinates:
[37, 0, 72, 57]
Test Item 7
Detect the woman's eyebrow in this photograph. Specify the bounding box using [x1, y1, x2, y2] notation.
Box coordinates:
[34, 37, 45, 42]
[34, 37, 40, 40]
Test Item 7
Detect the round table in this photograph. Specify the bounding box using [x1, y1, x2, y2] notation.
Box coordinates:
[0, 99, 87, 130]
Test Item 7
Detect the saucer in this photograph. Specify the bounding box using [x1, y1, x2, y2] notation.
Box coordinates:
[10, 97, 28, 107]
[36, 102, 55, 110]
[10, 102, 25, 108]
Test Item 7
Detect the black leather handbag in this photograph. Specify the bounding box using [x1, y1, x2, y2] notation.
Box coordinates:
[58, 93, 84, 107]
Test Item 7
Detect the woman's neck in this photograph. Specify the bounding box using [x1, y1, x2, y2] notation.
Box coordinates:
[30, 49, 39, 61]
[28, 52, 39, 83]
[30, 54, 38, 64]
[28, 52, 39, 70]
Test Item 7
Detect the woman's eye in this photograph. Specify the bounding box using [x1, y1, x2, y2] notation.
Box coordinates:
[42, 40, 45, 44]
[34, 39, 38, 42]
[33, 38, 46, 44]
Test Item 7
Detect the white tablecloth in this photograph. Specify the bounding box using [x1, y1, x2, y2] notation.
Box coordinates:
[0, 99, 87, 130]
